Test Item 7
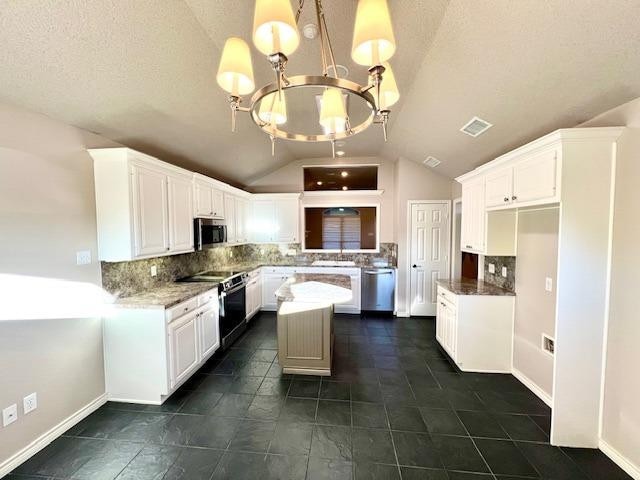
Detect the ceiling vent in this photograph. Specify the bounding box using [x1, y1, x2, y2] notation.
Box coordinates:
[423, 156, 441, 168]
[460, 116, 493, 137]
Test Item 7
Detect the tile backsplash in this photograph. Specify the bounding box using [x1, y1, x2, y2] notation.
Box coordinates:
[483, 256, 516, 292]
[102, 243, 397, 297]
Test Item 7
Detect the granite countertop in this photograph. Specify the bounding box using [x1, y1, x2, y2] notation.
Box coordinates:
[220, 262, 396, 273]
[275, 274, 353, 303]
[113, 282, 217, 309]
[436, 278, 515, 296]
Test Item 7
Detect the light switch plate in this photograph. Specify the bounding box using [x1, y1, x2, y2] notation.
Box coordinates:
[76, 250, 91, 265]
[545, 277, 553, 292]
[501, 266, 508, 277]
[488, 263, 495, 274]
[23, 393, 37, 415]
[3, 404, 17, 427]
[150, 266, 157, 277]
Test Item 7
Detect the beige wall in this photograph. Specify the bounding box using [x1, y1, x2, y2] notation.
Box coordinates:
[394, 157, 455, 314]
[249, 156, 397, 243]
[513, 207, 559, 397]
[0, 103, 108, 470]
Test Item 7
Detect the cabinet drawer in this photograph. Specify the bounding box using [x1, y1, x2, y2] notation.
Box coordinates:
[166, 297, 199, 323]
[437, 286, 457, 306]
[198, 288, 218, 307]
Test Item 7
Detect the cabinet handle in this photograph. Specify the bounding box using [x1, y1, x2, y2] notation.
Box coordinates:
[466, 245, 472, 249]
[512, 195, 517, 201]
[504, 197, 509, 202]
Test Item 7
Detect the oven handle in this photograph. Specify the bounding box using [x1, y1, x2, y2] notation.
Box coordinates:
[222, 283, 246, 296]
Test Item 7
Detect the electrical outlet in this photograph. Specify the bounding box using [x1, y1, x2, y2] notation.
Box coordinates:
[76, 250, 91, 265]
[501, 266, 508, 277]
[488, 263, 495, 274]
[545, 277, 553, 292]
[3, 404, 17, 427]
[150, 265, 157, 277]
[23, 393, 37, 415]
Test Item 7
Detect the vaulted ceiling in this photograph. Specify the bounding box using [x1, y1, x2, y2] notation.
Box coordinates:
[1, 0, 639, 185]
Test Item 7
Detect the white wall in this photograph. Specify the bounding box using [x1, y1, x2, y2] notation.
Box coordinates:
[394, 157, 455, 315]
[581, 98, 640, 473]
[513, 207, 559, 398]
[0, 103, 111, 472]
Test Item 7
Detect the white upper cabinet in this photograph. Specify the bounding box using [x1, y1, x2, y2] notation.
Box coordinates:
[194, 175, 225, 219]
[249, 194, 300, 243]
[168, 174, 194, 253]
[236, 198, 248, 243]
[512, 147, 558, 204]
[132, 164, 169, 256]
[91, 148, 195, 261]
[485, 168, 514, 208]
[225, 194, 237, 244]
[460, 179, 485, 254]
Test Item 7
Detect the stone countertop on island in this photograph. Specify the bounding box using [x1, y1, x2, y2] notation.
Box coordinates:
[275, 274, 352, 303]
[113, 282, 217, 309]
[436, 278, 515, 296]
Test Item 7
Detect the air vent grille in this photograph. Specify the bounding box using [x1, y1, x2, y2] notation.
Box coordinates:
[460, 116, 493, 137]
[423, 156, 441, 168]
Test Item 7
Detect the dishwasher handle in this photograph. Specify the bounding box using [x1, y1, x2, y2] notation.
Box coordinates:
[363, 270, 394, 275]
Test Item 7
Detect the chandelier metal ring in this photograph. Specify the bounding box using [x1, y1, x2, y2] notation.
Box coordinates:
[249, 75, 377, 142]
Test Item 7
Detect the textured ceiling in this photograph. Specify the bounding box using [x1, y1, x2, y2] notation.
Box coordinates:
[0, 0, 639, 184]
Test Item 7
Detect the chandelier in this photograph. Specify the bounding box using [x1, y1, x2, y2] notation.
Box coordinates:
[216, 0, 400, 157]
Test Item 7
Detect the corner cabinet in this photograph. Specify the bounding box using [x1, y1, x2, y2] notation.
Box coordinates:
[90, 148, 194, 262]
[249, 194, 300, 244]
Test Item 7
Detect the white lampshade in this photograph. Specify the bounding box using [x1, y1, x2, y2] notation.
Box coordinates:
[216, 37, 255, 96]
[351, 0, 396, 66]
[253, 0, 300, 56]
[319, 88, 347, 134]
[259, 91, 288, 125]
[379, 62, 399, 110]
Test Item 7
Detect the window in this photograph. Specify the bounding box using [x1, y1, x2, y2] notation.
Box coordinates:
[303, 166, 378, 191]
[304, 206, 378, 251]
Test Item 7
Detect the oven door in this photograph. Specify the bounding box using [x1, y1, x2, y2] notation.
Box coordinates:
[219, 284, 246, 343]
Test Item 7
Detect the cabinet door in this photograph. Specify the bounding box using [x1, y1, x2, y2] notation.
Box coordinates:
[168, 312, 199, 388]
[461, 180, 485, 253]
[262, 274, 288, 310]
[275, 199, 299, 243]
[251, 201, 276, 243]
[236, 198, 246, 243]
[132, 165, 169, 257]
[225, 195, 236, 243]
[485, 168, 513, 208]
[513, 148, 558, 204]
[199, 306, 220, 359]
[194, 181, 213, 217]
[212, 189, 225, 219]
[168, 175, 194, 253]
[436, 300, 445, 344]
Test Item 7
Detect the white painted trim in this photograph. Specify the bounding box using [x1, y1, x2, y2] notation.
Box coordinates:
[0, 393, 108, 478]
[107, 397, 161, 405]
[599, 439, 640, 480]
[599, 142, 618, 440]
[406, 200, 452, 317]
[512, 367, 553, 407]
[396, 311, 410, 318]
[450, 197, 462, 279]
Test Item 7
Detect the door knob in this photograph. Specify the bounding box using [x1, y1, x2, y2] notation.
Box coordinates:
[412, 264, 418, 268]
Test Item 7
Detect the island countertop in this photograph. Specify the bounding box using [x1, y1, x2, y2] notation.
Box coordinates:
[113, 282, 217, 309]
[275, 274, 352, 303]
[436, 278, 515, 296]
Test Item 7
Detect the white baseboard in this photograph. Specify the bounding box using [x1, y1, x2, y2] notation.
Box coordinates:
[512, 367, 553, 407]
[600, 439, 640, 480]
[396, 311, 409, 318]
[0, 393, 107, 478]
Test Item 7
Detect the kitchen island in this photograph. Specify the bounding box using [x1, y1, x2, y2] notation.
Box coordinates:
[275, 274, 352, 376]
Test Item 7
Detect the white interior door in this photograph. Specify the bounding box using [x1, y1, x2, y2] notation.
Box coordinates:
[409, 202, 450, 316]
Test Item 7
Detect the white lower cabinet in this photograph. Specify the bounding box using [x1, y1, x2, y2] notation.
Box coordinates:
[104, 287, 220, 404]
[435, 285, 514, 373]
[262, 270, 293, 311]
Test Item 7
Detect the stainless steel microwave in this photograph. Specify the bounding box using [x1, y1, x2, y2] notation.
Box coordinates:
[194, 218, 227, 250]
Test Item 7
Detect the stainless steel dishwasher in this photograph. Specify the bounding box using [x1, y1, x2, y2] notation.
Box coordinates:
[361, 268, 396, 312]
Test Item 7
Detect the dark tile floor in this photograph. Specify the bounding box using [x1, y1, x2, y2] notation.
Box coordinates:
[10, 313, 631, 480]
